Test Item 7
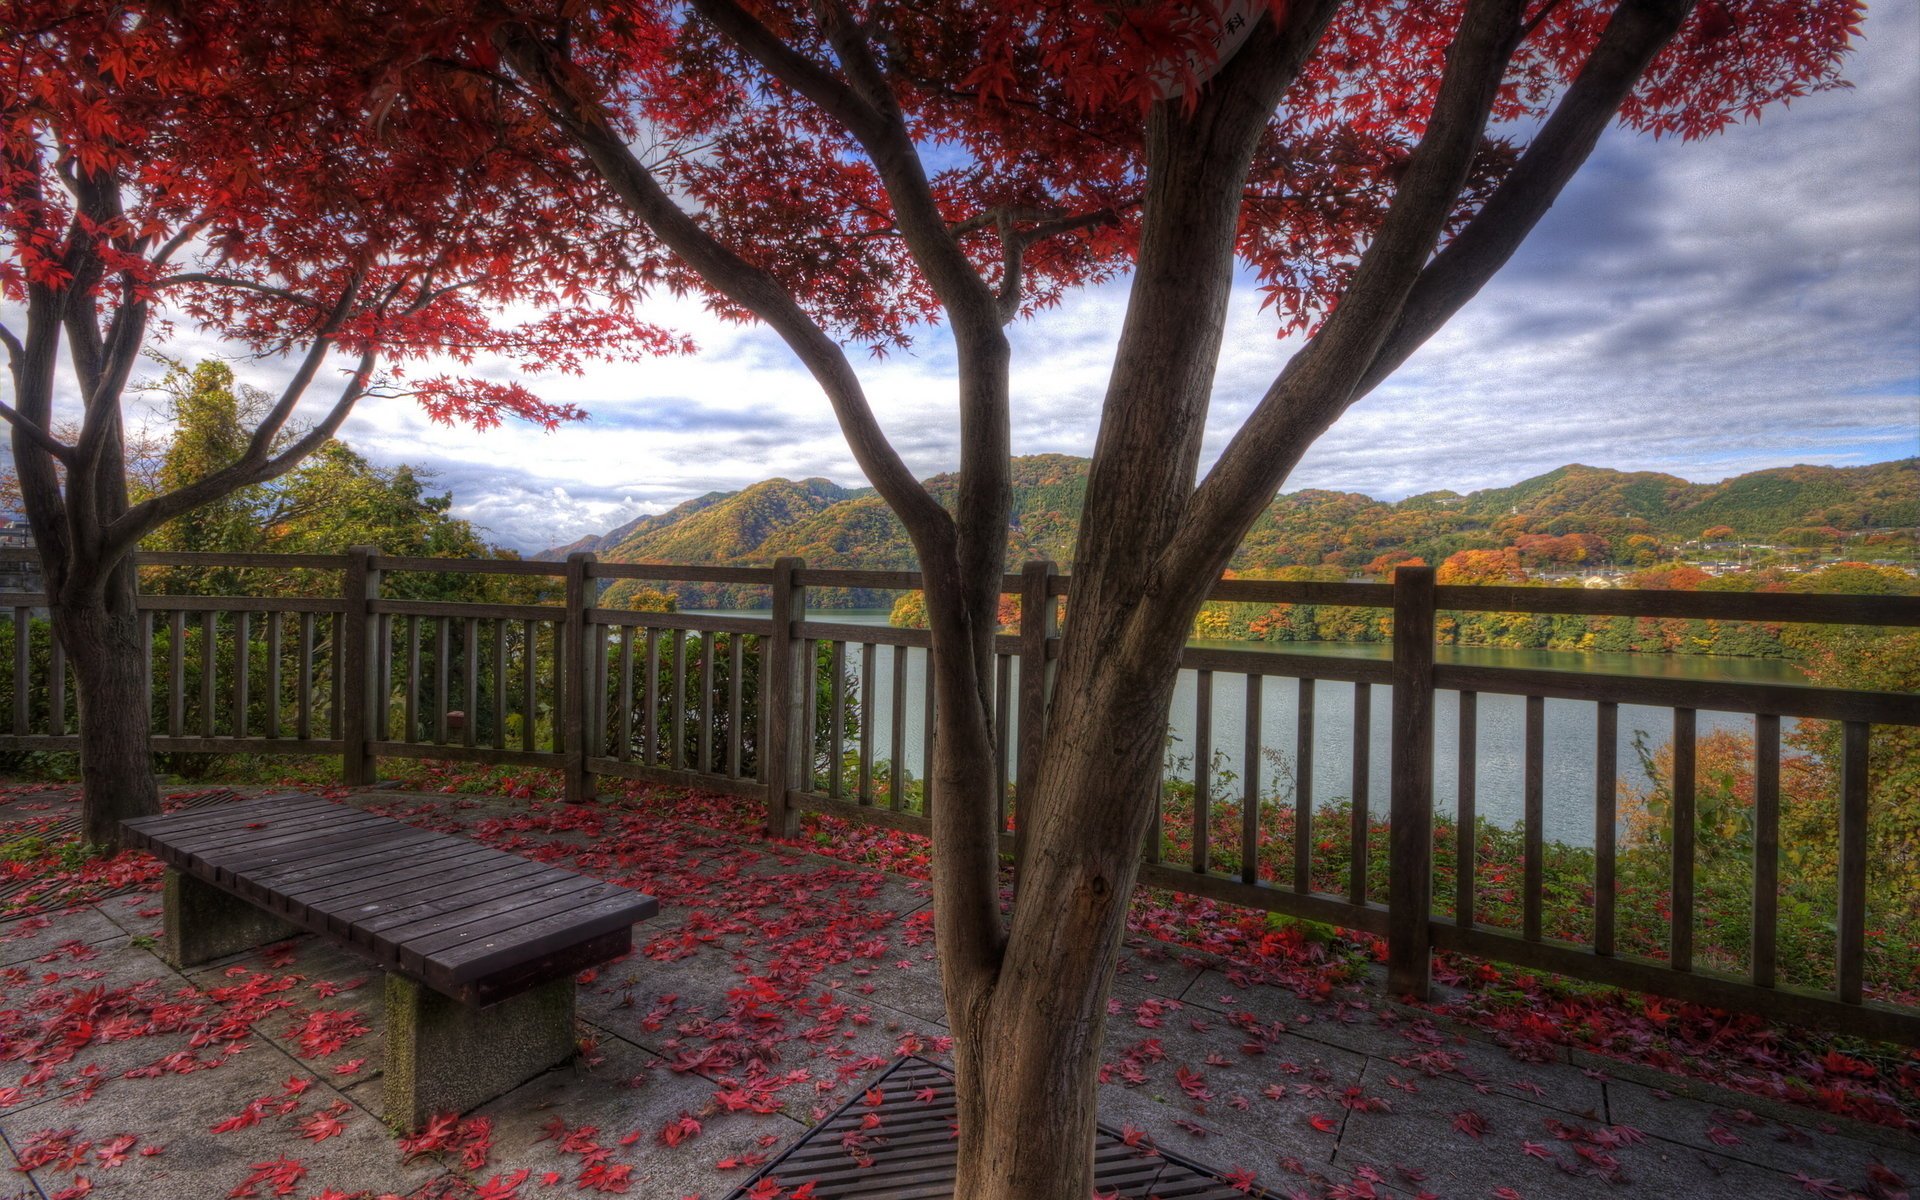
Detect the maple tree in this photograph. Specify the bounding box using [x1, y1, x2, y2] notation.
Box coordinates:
[251, 0, 1862, 1194]
[0, 2, 680, 845]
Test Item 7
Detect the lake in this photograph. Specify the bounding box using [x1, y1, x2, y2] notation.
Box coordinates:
[687, 609, 1806, 847]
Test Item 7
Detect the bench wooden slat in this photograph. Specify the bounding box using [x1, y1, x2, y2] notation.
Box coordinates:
[331, 859, 568, 939]
[210, 820, 427, 879]
[127, 794, 311, 835]
[431, 892, 654, 988]
[384, 875, 615, 957]
[279, 842, 511, 908]
[127, 795, 656, 1005]
[156, 809, 394, 862]
[314, 848, 564, 921]
[242, 836, 477, 897]
[264, 846, 507, 925]
[141, 804, 379, 856]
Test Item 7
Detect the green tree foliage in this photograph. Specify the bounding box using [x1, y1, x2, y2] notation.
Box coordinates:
[136, 358, 521, 602]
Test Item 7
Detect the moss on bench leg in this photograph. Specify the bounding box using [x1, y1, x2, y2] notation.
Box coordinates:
[383, 973, 577, 1129]
[162, 868, 301, 969]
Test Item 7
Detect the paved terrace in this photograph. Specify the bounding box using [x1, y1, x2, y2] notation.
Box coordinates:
[0, 782, 1912, 1200]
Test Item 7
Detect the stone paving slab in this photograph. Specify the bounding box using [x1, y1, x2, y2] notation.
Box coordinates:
[1607, 1074, 1920, 1185]
[464, 1033, 809, 1199]
[0, 906, 130, 969]
[0, 1028, 445, 1200]
[92, 892, 165, 941]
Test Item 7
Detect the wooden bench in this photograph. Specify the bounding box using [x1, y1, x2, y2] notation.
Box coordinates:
[123, 793, 658, 1127]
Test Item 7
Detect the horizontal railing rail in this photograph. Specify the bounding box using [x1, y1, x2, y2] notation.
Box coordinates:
[0, 547, 1914, 1044]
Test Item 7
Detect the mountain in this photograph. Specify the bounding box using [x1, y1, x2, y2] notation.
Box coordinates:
[548, 457, 1916, 609]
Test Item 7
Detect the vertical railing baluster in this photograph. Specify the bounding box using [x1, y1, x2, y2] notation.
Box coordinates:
[48, 634, 64, 738]
[520, 619, 537, 754]
[920, 648, 936, 817]
[404, 617, 422, 743]
[1014, 561, 1057, 880]
[1240, 675, 1261, 886]
[561, 553, 594, 802]
[1294, 677, 1314, 894]
[141, 611, 154, 735]
[464, 618, 480, 749]
[199, 611, 217, 737]
[1752, 713, 1780, 988]
[492, 619, 508, 750]
[1147, 775, 1163, 866]
[1594, 701, 1617, 956]
[698, 631, 715, 774]
[617, 625, 634, 762]
[993, 652, 1011, 832]
[11, 606, 27, 736]
[827, 640, 845, 797]
[1837, 721, 1870, 1005]
[168, 611, 186, 737]
[1523, 694, 1544, 942]
[232, 611, 250, 738]
[890, 644, 908, 811]
[858, 642, 876, 805]
[728, 632, 746, 779]
[265, 611, 282, 740]
[670, 630, 688, 772]
[330, 610, 345, 741]
[1349, 681, 1370, 905]
[434, 616, 450, 744]
[297, 612, 314, 742]
[1387, 564, 1435, 997]
[338, 548, 376, 774]
[800, 637, 817, 790]
[372, 618, 391, 741]
[1457, 691, 1478, 928]
[550, 619, 567, 757]
[1193, 669, 1213, 875]
[1671, 707, 1697, 972]
[764, 558, 808, 836]
[642, 628, 661, 766]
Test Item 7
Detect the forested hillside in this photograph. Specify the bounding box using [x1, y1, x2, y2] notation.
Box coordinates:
[554, 456, 1916, 609]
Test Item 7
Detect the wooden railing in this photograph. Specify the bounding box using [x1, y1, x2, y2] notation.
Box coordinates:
[1, 547, 1916, 1044]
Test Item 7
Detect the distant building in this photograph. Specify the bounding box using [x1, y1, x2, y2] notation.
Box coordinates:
[0, 521, 43, 595]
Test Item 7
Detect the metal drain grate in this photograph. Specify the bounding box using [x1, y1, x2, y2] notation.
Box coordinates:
[728, 1057, 1271, 1200]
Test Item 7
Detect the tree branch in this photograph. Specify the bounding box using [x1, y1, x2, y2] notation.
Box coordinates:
[1353, 0, 1694, 396]
[102, 344, 380, 556]
[151, 273, 328, 307]
[492, 21, 953, 554]
[1165, 0, 1531, 604]
[237, 275, 365, 466]
[0, 400, 77, 465]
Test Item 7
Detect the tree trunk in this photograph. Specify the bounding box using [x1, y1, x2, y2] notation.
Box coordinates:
[948, 608, 1189, 1200]
[52, 560, 159, 848]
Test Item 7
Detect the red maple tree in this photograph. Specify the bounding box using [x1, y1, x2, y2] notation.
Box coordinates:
[383, 4, 1855, 1193]
[0, 0, 684, 843]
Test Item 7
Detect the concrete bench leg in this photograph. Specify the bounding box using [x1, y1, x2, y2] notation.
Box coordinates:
[383, 974, 577, 1129]
[162, 868, 302, 969]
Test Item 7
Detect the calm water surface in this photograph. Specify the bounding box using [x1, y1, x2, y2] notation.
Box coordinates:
[687, 609, 1806, 847]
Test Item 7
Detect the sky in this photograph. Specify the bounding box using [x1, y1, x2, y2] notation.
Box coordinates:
[47, 1, 1920, 553]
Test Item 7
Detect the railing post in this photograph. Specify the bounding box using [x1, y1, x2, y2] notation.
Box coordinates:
[1013, 560, 1057, 888]
[340, 546, 381, 787]
[562, 552, 595, 805]
[762, 557, 806, 838]
[1387, 564, 1436, 999]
